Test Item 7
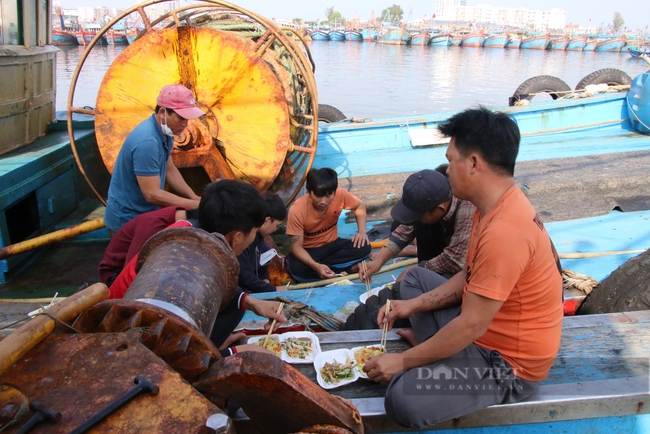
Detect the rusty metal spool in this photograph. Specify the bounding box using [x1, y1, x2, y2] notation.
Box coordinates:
[67, 0, 319, 206]
[127, 227, 239, 336]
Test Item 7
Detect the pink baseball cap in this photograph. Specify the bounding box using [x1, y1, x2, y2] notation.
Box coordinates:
[156, 84, 206, 120]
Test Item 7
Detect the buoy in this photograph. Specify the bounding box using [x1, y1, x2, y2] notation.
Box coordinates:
[627, 72, 650, 135]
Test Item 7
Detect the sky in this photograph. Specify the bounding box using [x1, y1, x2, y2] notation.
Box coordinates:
[64, 0, 649, 31]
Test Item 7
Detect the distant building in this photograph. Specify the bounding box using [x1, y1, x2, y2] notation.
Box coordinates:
[440, 4, 567, 30]
[436, 0, 467, 22]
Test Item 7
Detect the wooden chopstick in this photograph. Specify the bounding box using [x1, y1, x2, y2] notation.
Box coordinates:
[263, 302, 284, 347]
[361, 260, 371, 297]
[381, 299, 391, 351]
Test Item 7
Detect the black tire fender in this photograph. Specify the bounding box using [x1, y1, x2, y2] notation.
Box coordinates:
[318, 104, 347, 123]
[576, 248, 650, 315]
[575, 68, 632, 90]
[508, 75, 572, 106]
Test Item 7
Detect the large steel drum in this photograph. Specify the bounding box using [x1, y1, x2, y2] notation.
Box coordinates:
[67, 0, 319, 205]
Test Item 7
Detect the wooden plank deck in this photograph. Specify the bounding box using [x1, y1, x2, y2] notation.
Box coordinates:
[233, 311, 650, 433]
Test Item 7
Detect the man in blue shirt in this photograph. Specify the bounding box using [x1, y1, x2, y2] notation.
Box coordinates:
[104, 84, 204, 234]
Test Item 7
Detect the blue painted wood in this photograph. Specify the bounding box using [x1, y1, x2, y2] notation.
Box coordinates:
[315, 93, 650, 179]
[383, 414, 650, 433]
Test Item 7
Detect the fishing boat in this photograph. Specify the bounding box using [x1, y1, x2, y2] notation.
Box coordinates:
[430, 34, 451, 46]
[328, 30, 345, 41]
[409, 31, 430, 46]
[630, 46, 650, 58]
[548, 35, 569, 50]
[310, 29, 329, 41]
[2, 0, 650, 431]
[75, 22, 107, 46]
[51, 27, 78, 46]
[449, 33, 463, 46]
[344, 30, 363, 42]
[361, 28, 378, 41]
[483, 34, 509, 48]
[595, 36, 627, 52]
[520, 34, 550, 50]
[584, 39, 598, 51]
[105, 24, 129, 45]
[378, 27, 411, 45]
[566, 35, 588, 51]
[460, 32, 485, 47]
[505, 35, 521, 48]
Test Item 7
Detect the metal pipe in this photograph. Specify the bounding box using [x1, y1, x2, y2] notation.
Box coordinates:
[0, 218, 105, 260]
[124, 227, 239, 336]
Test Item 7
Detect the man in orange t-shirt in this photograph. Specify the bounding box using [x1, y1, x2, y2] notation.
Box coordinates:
[364, 108, 563, 429]
[286, 167, 371, 281]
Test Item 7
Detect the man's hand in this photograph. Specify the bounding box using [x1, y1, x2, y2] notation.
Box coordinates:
[351, 232, 370, 249]
[315, 263, 336, 279]
[218, 332, 247, 350]
[233, 344, 277, 355]
[276, 285, 289, 292]
[359, 259, 382, 284]
[244, 297, 287, 332]
[378, 299, 416, 332]
[364, 353, 405, 384]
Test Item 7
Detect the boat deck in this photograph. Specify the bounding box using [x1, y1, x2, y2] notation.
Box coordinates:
[233, 311, 650, 433]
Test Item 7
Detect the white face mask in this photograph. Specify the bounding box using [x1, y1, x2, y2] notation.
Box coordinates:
[161, 110, 174, 137]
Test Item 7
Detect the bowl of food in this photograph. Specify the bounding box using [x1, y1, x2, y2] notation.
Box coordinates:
[314, 349, 358, 389]
[351, 345, 385, 378]
[359, 287, 383, 304]
[279, 331, 321, 364]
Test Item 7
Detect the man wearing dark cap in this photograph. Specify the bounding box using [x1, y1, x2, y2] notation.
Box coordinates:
[104, 84, 204, 235]
[360, 168, 475, 283]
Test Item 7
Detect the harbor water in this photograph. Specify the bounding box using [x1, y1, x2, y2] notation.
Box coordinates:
[56, 42, 650, 119]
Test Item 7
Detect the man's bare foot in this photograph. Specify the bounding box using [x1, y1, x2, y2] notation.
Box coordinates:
[219, 332, 247, 350]
[396, 329, 419, 347]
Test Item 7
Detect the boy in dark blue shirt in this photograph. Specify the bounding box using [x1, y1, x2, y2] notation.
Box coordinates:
[237, 192, 288, 292]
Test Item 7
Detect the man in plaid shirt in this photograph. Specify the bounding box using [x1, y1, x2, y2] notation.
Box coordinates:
[361, 168, 475, 282]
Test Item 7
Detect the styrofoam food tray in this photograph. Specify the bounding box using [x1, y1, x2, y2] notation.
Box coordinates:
[358, 287, 382, 304]
[247, 331, 321, 364]
[350, 345, 385, 379]
[314, 349, 358, 389]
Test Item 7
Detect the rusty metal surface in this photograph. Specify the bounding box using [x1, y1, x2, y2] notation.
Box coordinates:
[0, 332, 221, 433]
[74, 299, 221, 383]
[94, 26, 290, 192]
[193, 352, 364, 434]
[128, 227, 239, 336]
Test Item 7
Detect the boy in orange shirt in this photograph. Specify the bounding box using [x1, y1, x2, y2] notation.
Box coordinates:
[364, 108, 563, 428]
[286, 167, 371, 282]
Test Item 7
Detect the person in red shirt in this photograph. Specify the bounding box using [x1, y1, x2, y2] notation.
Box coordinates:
[364, 107, 563, 428]
[98, 206, 196, 286]
[286, 167, 371, 282]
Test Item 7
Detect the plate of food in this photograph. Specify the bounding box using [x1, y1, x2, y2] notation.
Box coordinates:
[248, 334, 282, 357]
[351, 345, 385, 378]
[247, 331, 321, 364]
[314, 349, 358, 389]
[280, 331, 321, 364]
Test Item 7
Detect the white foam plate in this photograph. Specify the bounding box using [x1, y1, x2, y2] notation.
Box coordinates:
[359, 287, 382, 304]
[350, 345, 385, 379]
[247, 331, 321, 364]
[314, 349, 358, 389]
[279, 331, 321, 364]
[247, 334, 282, 358]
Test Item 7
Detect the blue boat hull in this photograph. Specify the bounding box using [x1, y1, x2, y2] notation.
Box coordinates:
[566, 36, 587, 51]
[484, 35, 508, 48]
[378, 28, 411, 45]
[328, 31, 345, 41]
[461, 34, 485, 47]
[410, 33, 430, 46]
[361, 28, 378, 41]
[520, 36, 550, 49]
[344, 31, 363, 41]
[430, 35, 450, 46]
[310, 30, 329, 41]
[595, 37, 626, 52]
